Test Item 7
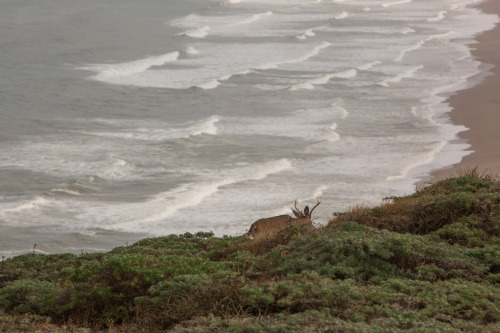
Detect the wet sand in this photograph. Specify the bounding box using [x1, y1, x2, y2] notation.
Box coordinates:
[429, 0, 500, 181]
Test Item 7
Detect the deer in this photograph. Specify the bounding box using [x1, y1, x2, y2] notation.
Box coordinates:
[247, 200, 321, 238]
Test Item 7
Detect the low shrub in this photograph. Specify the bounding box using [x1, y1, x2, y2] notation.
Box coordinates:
[1, 173, 499, 332]
[0, 279, 63, 315]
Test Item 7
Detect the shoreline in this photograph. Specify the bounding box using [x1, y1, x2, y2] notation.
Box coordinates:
[429, 0, 500, 181]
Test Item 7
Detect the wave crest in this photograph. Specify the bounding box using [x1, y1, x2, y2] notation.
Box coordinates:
[78, 52, 180, 79]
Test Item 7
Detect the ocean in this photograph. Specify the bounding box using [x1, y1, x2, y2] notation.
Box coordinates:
[0, 0, 498, 256]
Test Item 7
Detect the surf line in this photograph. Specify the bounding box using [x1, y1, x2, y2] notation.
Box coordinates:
[196, 41, 332, 90]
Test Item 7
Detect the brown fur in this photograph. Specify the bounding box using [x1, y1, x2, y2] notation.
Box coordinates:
[247, 215, 310, 239]
[248, 200, 321, 238]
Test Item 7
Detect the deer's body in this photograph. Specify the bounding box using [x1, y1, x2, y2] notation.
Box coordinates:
[248, 200, 321, 238]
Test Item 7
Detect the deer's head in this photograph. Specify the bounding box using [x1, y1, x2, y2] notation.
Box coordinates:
[291, 199, 320, 220]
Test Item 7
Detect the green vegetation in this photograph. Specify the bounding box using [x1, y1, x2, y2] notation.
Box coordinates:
[1, 170, 500, 332]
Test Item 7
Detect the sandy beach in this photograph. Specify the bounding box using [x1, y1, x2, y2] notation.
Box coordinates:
[430, 0, 500, 181]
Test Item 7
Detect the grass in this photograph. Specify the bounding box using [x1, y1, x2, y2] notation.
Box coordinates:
[1, 171, 500, 332]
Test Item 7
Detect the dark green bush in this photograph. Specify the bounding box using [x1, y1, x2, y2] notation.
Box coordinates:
[1, 174, 500, 332]
[0, 279, 63, 315]
[267, 223, 485, 282]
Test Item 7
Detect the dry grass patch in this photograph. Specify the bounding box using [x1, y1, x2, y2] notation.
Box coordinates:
[328, 169, 500, 238]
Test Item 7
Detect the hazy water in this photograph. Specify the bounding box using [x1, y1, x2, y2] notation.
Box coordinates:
[0, 0, 498, 256]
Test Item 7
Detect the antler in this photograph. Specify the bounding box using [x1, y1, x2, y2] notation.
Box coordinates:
[308, 200, 321, 217]
[292, 199, 304, 217]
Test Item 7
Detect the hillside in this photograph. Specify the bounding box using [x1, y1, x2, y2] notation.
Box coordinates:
[1, 170, 499, 332]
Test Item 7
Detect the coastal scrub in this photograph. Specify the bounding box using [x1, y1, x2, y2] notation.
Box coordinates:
[1, 173, 499, 332]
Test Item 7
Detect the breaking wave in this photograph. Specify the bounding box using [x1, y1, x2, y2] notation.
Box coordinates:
[288, 69, 357, 90]
[79, 115, 220, 141]
[78, 52, 180, 79]
[377, 65, 423, 87]
[386, 141, 447, 181]
[94, 159, 293, 232]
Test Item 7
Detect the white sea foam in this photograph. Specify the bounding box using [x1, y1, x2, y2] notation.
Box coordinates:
[410, 106, 419, 117]
[294, 24, 327, 39]
[183, 47, 200, 55]
[318, 69, 357, 81]
[0, 196, 51, 215]
[428, 11, 447, 22]
[289, 82, 315, 90]
[173, 11, 273, 38]
[81, 41, 331, 89]
[329, 101, 349, 119]
[450, 0, 481, 10]
[289, 69, 357, 90]
[51, 188, 81, 196]
[396, 31, 454, 61]
[189, 115, 220, 136]
[0, 139, 147, 182]
[400, 27, 415, 34]
[75, 158, 138, 182]
[80, 115, 220, 141]
[79, 52, 180, 79]
[77, 230, 98, 237]
[377, 65, 423, 87]
[196, 69, 252, 89]
[97, 158, 137, 180]
[386, 141, 447, 181]
[49, 176, 103, 196]
[291, 103, 346, 122]
[295, 28, 316, 39]
[99, 159, 293, 231]
[410, 104, 438, 125]
[257, 41, 331, 70]
[311, 185, 328, 199]
[431, 76, 468, 96]
[382, 0, 411, 8]
[335, 11, 348, 20]
[236, 11, 273, 25]
[183, 25, 210, 38]
[324, 122, 340, 142]
[220, 106, 345, 142]
[357, 61, 381, 71]
[195, 79, 221, 90]
[304, 29, 317, 36]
